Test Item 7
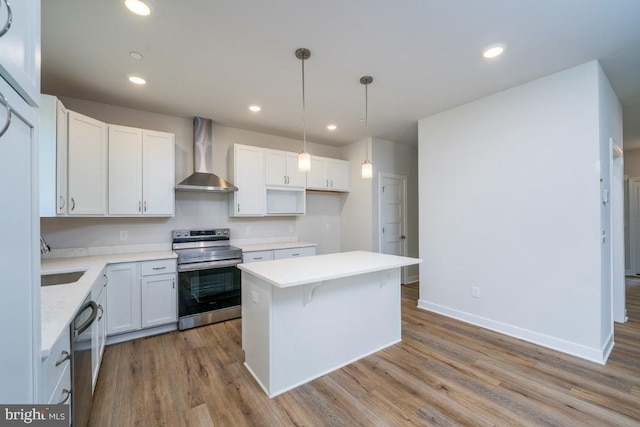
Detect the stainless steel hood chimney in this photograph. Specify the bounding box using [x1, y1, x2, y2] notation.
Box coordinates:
[175, 117, 238, 193]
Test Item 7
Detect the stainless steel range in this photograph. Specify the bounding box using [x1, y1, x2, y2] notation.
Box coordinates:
[172, 228, 243, 330]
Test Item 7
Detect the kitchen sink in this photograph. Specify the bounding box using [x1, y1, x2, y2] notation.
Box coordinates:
[41, 271, 85, 286]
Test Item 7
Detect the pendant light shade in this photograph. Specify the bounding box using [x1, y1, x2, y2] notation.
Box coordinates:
[296, 48, 311, 172]
[360, 76, 373, 179]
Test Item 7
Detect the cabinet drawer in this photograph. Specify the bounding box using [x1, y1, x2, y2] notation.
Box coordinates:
[243, 250, 274, 263]
[273, 246, 316, 260]
[140, 259, 176, 276]
[42, 330, 71, 402]
[47, 362, 71, 406]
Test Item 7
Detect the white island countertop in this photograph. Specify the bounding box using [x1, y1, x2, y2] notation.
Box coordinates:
[41, 250, 176, 357]
[238, 250, 422, 288]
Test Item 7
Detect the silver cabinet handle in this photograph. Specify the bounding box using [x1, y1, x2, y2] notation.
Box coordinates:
[59, 196, 65, 210]
[237, 203, 240, 213]
[326, 179, 329, 188]
[0, 91, 11, 138]
[138, 201, 142, 212]
[152, 266, 166, 270]
[143, 201, 147, 212]
[172, 278, 175, 289]
[70, 198, 76, 211]
[254, 256, 263, 260]
[0, 0, 12, 38]
[58, 389, 71, 404]
[55, 350, 70, 367]
[103, 274, 108, 286]
[97, 304, 104, 321]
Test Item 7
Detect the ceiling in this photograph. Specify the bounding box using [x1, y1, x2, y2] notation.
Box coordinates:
[41, 1, 640, 148]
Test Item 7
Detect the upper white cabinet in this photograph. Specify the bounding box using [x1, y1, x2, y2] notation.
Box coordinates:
[39, 95, 68, 216]
[0, 0, 40, 106]
[265, 149, 306, 188]
[108, 125, 175, 216]
[67, 111, 108, 215]
[307, 156, 350, 192]
[229, 144, 265, 216]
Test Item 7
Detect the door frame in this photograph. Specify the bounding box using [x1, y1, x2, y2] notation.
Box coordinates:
[610, 139, 626, 323]
[378, 172, 408, 284]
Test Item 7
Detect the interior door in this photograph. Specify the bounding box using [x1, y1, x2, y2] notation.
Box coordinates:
[380, 174, 408, 283]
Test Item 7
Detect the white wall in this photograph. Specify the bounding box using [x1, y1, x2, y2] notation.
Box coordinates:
[42, 97, 343, 253]
[340, 138, 374, 251]
[418, 61, 613, 363]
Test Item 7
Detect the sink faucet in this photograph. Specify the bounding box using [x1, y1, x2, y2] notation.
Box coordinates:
[40, 235, 51, 255]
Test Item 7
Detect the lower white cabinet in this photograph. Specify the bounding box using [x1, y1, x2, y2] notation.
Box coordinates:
[141, 271, 177, 328]
[243, 246, 316, 263]
[106, 259, 177, 336]
[92, 270, 108, 392]
[106, 262, 140, 335]
[41, 330, 71, 408]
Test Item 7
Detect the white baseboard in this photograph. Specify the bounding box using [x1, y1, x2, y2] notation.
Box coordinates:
[417, 299, 611, 365]
[106, 323, 177, 345]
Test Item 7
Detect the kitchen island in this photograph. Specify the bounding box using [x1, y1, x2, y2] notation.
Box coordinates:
[238, 250, 422, 397]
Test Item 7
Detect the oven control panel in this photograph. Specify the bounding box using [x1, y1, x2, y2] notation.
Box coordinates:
[172, 228, 230, 241]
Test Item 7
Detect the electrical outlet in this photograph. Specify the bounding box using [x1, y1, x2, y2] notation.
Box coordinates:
[245, 226, 251, 235]
[251, 290, 259, 304]
[472, 286, 480, 298]
[120, 231, 128, 241]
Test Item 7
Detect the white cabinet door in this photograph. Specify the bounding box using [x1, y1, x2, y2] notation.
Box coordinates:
[38, 95, 68, 216]
[306, 156, 329, 189]
[265, 149, 287, 186]
[141, 274, 177, 328]
[91, 273, 107, 392]
[106, 263, 140, 335]
[329, 159, 350, 192]
[285, 152, 307, 187]
[230, 144, 265, 216]
[108, 125, 143, 215]
[0, 0, 40, 106]
[68, 111, 107, 215]
[0, 76, 39, 403]
[142, 130, 175, 216]
[266, 150, 306, 188]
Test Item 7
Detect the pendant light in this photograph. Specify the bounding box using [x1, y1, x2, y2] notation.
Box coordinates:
[360, 75, 373, 179]
[296, 48, 311, 172]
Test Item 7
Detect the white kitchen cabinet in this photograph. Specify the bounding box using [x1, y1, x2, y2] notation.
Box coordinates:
[107, 259, 177, 336]
[243, 250, 274, 263]
[67, 111, 108, 215]
[41, 329, 71, 407]
[273, 246, 316, 260]
[91, 270, 107, 392]
[106, 263, 140, 335]
[0, 74, 40, 403]
[141, 273, 177, 328]
[265, 149, 306, 188]
[39, 94, 69, 216]
[306, 156, 350, 192]
[243, 246, 316, 263]
[108, 125, 175, 216]
[0, 0, 40, 106]
[229, 144, 265, 216]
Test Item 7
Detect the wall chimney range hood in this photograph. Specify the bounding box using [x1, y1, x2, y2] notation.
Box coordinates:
[175, 117, 238, 193]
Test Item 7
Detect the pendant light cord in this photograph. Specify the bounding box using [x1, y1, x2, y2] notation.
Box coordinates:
[365, 82, 369, 161]
[302, 56, 306, 152]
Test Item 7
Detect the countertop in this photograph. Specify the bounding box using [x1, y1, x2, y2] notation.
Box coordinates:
[237, 250, 422, 288]
[234, 241, 317, 252]
[40, 251, 176, 358]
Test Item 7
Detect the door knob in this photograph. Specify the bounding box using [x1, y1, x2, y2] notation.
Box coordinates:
[401, 235, 406, 239]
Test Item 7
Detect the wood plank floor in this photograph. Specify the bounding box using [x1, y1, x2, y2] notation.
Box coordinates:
[89, 280, 640, 426]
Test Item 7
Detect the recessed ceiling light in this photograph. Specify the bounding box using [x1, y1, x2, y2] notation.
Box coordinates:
[327, 124, 337, 130]
[249, 105, 261, 112]
[130, 51, 143, 60]
[124, 0, 152, 16]
[128, 75, 146, 85]
[482, 44, 505, 59]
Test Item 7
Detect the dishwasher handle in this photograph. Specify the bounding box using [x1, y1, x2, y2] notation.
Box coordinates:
[74, 301, 98, 338]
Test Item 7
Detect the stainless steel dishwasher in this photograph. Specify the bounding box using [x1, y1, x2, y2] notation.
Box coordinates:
[72, 296, 98, 427]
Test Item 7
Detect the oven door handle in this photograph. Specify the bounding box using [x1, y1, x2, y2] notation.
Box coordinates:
[178, 259, 242, 272]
